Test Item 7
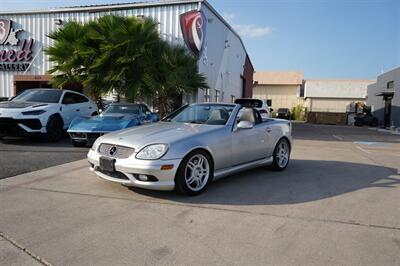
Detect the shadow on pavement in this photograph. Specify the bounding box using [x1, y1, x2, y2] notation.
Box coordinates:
[0, 133, 77, 148]
[129, 159, 399, 205]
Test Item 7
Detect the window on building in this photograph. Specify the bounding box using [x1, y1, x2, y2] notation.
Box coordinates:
[299, 81, 305, 97]
[387, 81, 394, 89]
[215, 90, 220, 102]
[231, 95, 236, 103]
[266, 99, 272, 107]
[204, 88, 210, 102]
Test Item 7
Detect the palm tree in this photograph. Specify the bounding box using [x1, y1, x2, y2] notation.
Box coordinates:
[143, 42, 209, 117]
[45, 21, 89, 88]
[46, 15, 208, 114]
[86, 15, 160, 100]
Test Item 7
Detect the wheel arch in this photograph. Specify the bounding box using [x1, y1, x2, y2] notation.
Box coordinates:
[275, 136, 291, 151]
[179, 147, 215, 171]
[47, 113, 64, 126]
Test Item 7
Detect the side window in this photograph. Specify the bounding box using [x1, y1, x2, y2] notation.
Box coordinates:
[142, 105, 151, 114]
[62, 93, 78, 104]
[75, 94, 89, 103]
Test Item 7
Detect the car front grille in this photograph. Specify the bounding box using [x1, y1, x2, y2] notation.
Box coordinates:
[98, 143, 135, 159]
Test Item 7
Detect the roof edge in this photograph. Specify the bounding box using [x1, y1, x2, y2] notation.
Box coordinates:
[200, 0, 254, 71]
[0, 0, 201, 15]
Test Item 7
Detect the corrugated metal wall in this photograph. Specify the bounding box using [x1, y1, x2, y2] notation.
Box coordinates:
[0, 2, 198, 97]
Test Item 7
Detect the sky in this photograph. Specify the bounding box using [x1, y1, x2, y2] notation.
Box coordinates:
[1, 0, 399, 79]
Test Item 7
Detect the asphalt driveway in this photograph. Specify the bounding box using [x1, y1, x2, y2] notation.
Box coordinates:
[0, 135, 88, 179]
[0, 124, 399, 265]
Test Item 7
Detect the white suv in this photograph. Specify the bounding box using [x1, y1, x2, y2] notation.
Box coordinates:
[0, 89, 97, 141]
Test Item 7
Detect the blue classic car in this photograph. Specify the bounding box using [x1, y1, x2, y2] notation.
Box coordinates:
[68, 103, 158, 147]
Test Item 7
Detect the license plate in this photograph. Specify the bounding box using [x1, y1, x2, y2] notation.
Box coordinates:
[99, 157, 115, 172]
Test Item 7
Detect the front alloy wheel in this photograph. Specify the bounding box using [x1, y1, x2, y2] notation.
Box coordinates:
[46, 116, 64, 142]
[271, 138, 290, 171]
[175, 151, 213, 196]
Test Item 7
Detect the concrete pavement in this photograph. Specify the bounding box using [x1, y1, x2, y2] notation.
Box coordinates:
[1, 124, 399, 265]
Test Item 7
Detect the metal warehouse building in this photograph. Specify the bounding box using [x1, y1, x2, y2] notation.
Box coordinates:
[0, 0, 254, 103]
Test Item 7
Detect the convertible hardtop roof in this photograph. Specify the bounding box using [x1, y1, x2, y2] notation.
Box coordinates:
[234, 98, 263, 108]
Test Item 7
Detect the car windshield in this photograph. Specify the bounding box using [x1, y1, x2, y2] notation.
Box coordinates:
[12, 89, 62, 103]
[278, 108, 288, 113]
[164, 104, 234, 125]
[103, 104, 141, 115]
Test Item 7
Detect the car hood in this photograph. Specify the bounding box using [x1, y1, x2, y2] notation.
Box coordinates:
[68, 114, 139, 133]
[0, 101, 49, 109]
[100, 122, 222, 148]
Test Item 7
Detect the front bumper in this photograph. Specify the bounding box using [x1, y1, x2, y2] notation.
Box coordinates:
[0, 117, 45, 135]
[87, 149, 181, 191]
[68, 132, 104, 145]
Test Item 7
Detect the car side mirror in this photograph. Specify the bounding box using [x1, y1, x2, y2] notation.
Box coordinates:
[269, 108, 274, 112]
[237, 121, 254, 130]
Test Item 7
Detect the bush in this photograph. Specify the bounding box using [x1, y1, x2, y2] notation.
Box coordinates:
[291, 105, 307, 121]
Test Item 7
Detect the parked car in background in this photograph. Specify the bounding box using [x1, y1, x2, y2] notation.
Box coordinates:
[277, 108, 291, 120]
[354, 113, 378, 127]
[88, 102, 292, 196]
[234, 98, 272, 119]
[0, 89, 97, 141]
[68, 103, 158, 147]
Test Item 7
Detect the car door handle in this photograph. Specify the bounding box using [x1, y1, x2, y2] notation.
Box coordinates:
[76, 109, 80, 112]
[266, 127, 272, 133]
[89, 107, 92, 109]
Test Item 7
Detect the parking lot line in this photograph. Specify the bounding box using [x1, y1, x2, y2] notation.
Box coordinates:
[332, 134, 344, 141]
[356, 146, 372, 154]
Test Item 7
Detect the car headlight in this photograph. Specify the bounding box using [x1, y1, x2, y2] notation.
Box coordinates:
[136, 144, 168, 160]
[91, 138, 102, 151]
[22, 110, 46, 115]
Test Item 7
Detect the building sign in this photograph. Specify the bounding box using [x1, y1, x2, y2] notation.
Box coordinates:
[0, 19, 34, 71]
[180, 11, 206, 56]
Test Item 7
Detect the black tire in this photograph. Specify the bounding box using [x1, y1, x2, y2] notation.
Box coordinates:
[175, 150, 213, 196]
[46, 115, 64, 142]
[71, 139, 87, 147]
[271, 138, 291, 171]
[0, 135, 4, 141]
[370, 118, 378, 127]
[354, 119, 363, 127]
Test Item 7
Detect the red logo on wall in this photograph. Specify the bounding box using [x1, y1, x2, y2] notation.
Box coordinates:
[180, 10, 206, 56]
[0, 19, 12, 45]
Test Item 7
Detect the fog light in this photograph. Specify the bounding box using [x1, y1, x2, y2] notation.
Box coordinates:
[133, 174, 158, 182]
[137, 174, 148, 181]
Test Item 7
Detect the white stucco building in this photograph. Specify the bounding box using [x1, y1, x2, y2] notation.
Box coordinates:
[0, 0, 253, 102]
[304, 79, 374, 113]
[367, 67, 400, 128]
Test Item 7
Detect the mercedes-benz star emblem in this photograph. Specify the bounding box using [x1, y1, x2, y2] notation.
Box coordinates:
[109, 146, 117, 156]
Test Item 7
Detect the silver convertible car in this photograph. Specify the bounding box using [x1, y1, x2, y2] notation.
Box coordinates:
[87, 102, 292, 195]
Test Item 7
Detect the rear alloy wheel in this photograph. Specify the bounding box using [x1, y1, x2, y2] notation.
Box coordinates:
[271, 138, 290, 171]
[175, 151, 213, 196]
[46, 116, 64, 142]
